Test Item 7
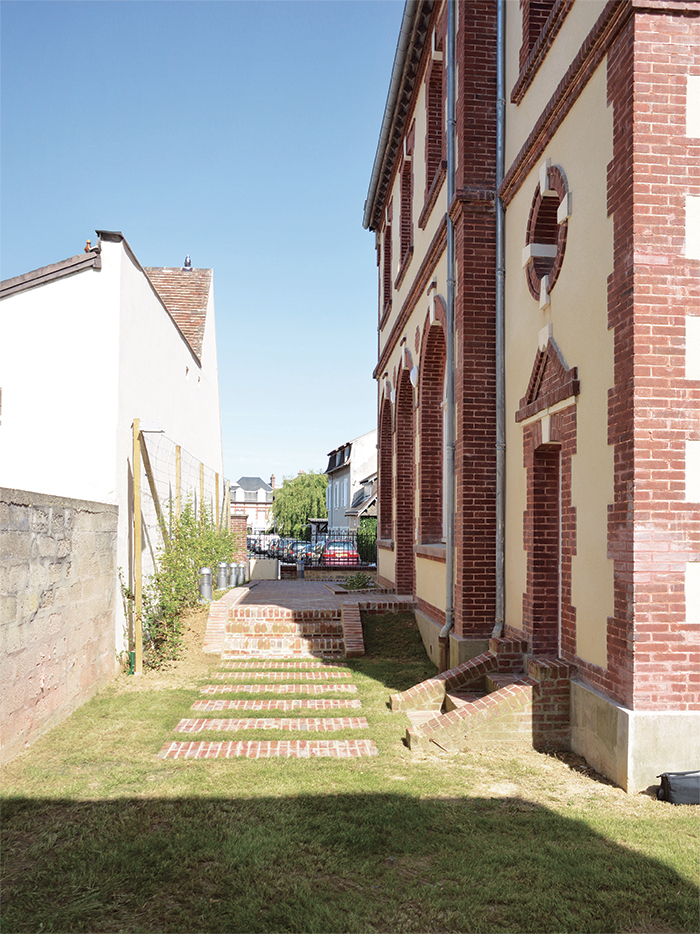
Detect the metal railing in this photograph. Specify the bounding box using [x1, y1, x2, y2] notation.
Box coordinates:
[247, 528, 376, 568]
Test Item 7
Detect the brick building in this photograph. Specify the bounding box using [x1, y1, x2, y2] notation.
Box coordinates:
[364, 0, 699, 790]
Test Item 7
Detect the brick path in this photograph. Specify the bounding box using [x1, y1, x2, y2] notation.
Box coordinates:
[157, 584, 388, 758]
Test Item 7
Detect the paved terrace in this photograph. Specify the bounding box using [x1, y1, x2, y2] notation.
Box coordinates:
[203, 580, 414, 657]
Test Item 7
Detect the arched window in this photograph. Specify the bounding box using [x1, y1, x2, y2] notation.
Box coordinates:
[378, 396, 393, 540]
[419, 321, 446, 543]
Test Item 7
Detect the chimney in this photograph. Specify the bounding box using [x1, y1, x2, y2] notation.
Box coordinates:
[270, 474, 275, 489]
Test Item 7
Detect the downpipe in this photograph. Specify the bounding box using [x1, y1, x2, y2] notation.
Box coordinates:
[493, 0, 507, 638]
[440, 0, 457, 673]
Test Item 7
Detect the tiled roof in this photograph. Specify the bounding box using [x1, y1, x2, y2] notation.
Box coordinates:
[237, 477, 273, 492]
[145, 267, 212, 361]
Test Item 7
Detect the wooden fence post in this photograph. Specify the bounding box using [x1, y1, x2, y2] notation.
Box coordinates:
[175, 445, 181, 521]
[133, 419, 142, 676]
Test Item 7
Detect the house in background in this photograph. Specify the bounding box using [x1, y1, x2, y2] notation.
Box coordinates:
[365, 0, 699, 790]
[0, 230, 225, 658]
[230, 476, 274, 533]
[325, 429, 377, 532]
[345, 472, 377, 531]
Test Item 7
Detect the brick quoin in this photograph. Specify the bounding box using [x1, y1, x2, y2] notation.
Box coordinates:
[602, 9, 700, 711]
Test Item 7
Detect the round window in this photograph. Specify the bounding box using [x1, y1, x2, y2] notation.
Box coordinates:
[523, 162, 569, 303]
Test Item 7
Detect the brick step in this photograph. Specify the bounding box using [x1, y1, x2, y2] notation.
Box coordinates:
[444, 689, 487, 711]
[174, 716, 369, 733]
[221, 634, 345, 659]
[200, 683, 358, 695]
[192, 698, 363, 712]
[407, 677, 538, 752]
[219, 660, 349, 670]
[228, 608, 341, 622]
[212, 670, 352, 681]
[225, 620, 344, 636]
[157, 739, 378, 759]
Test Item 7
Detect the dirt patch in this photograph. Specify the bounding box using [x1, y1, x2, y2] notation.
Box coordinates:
[112, 605, 215, 693]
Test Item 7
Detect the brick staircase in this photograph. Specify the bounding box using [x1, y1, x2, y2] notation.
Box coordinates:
[221, 606, 346, 659]
[389, 638, 574, 753]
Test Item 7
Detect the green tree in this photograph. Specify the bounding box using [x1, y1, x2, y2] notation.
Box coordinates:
[272, 471, 328, 539]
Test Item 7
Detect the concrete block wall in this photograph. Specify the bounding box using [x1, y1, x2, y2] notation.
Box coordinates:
[0, 488, 118, 763]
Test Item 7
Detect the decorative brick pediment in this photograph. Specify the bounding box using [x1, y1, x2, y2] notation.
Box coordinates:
[516, 338, 579, 422]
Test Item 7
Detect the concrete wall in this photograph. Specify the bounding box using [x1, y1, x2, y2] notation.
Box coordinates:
[1, 488, 118, 764]
[571, 680, 700, 793]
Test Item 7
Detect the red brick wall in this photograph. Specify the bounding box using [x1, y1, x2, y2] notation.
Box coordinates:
[395, 367, 416, 595]
[378, 397, 393, 542]
[603, 9, 700, 711]
[451, 0, 499, 640]
[230, 513, 247, 564]
[521, 410, 577, 661]
[418, 312, 446, 544]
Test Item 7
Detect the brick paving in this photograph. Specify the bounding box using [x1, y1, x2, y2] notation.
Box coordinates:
[174, 717, 369, 733]
[200, 683, 358, 695]
[219, 660, 347, 670]
[212, 670, 352, 681]
[191, 698, 363, 712]
[157, 740, 378, 759]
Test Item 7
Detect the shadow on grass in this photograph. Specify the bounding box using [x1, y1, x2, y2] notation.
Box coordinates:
[2, 792, 697, 934]
[357, 610, 437, 692]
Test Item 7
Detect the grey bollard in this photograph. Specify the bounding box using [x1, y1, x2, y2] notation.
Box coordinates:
[199, 567, 213, 602]
[217, 562, 229, 590]
[296, 558, 305, 580]
[236, 563, 245, 586]
[228, 563, 236, 587]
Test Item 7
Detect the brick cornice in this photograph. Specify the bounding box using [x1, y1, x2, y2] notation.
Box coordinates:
[501, 0, 631, 207]
[511, 0, 575, 105]
[502, 0, 698, 207]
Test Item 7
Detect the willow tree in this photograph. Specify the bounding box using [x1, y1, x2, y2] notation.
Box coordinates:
[272, 471, 328, 539]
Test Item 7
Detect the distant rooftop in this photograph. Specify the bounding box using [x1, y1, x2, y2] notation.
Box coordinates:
[145, 266, 212, 361]
[237, 476, 273, 493]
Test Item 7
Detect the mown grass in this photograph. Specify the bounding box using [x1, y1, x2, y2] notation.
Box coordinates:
[1, 610, 698, 934]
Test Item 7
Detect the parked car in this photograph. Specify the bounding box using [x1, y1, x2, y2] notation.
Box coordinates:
[322, 540, 360, 566]
[288, 541, 314, 563]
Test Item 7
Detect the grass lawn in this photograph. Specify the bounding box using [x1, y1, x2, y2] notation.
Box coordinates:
[1, 608, 698, 934]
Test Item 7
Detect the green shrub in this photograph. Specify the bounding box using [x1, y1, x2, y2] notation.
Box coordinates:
[140, 501, 234, 668]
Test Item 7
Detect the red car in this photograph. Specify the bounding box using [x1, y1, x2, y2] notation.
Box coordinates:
[322, 540, 360, 566]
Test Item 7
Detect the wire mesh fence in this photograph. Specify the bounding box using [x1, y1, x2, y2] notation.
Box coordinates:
[136, 429, 230, 579]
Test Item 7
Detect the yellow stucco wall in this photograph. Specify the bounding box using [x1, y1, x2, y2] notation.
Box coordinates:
[415, 555, 447, 613]
[504, 63, 614, 668]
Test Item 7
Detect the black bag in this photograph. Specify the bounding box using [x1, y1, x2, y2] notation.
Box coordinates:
[656, 770, 700, 805]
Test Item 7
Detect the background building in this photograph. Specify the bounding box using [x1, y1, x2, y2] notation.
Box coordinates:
[325, 429, 377, 532]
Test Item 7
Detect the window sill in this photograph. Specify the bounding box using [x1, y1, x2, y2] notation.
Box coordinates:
[419, 162, 447, 230]
[377, 538, 394, 552]
[379, 298, 392, 332]
[414, 542, 447, 563]
[394, 246, 414, 291]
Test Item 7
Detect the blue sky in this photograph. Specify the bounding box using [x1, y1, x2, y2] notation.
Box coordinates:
[1, 0, 403, 483]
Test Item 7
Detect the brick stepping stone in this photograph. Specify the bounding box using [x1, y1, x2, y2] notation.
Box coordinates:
[212, 670, 352, 681]
[200, 683, 358, 695]
[192, 699, 362, 711]
[174, 717, 369, 733]
[219, 660, 349, 670]
[157, 739, 378, 759]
